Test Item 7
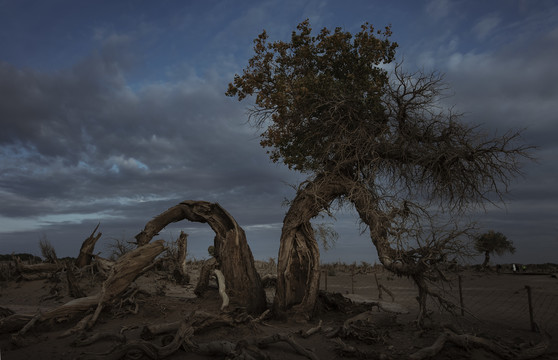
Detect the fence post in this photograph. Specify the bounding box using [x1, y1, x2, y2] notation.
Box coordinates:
[375, 273, 383, 300]
[525, 285, 536, 332]
[458, 275, 464, 316]
[351, 267, 355, 294]
[324, 269, 328, 291]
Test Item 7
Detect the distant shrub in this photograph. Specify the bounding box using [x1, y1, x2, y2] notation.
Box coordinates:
[0, 253, 41, 262]
[106, 236, 134, 260]
[39, 234, 58, 263]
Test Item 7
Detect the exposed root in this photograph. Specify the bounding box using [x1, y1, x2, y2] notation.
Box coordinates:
[409, 328, 550, 360]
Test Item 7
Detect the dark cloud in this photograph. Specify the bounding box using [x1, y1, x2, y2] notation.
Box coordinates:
[1, 1, 557, 264]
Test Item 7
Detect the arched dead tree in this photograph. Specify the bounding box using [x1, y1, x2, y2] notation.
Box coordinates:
[135, 200, 266, 314]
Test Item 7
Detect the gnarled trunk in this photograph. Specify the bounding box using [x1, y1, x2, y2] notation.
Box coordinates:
[482, 251, 490, 267]
[273, 175, 345, 319]
[135, 200, 266, 314]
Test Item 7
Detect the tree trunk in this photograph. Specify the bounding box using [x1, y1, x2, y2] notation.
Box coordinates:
[177, 231, 188, 277]
[482, 251, 490, 267]
[135, 200, 266, 314]
[273, 175, 345, 319]
[76, 223, 102, 268]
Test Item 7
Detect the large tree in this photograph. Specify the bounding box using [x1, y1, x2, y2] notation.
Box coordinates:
[475, 230, 516, 267]
[227, 20, 532, 322]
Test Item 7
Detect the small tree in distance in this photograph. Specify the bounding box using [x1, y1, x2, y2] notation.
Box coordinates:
[475, 230, 515, 267]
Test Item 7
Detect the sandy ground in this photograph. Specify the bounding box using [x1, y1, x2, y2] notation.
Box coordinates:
[1, 266, 557, 359]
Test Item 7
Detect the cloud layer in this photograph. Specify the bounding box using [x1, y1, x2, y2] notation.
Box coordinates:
[1, 0, 557, 264]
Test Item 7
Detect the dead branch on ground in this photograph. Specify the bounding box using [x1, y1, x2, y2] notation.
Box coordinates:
[409, 328, 550, 360]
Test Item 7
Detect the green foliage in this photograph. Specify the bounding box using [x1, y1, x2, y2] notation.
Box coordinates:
[227, 19, 398, 172]
[474, 230, 515, 256]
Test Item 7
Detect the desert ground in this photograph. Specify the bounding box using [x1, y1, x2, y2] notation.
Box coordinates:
[1, 260, 557, 359]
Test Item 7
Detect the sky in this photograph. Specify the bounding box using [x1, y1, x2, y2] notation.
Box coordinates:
[1, 0, 557, 265]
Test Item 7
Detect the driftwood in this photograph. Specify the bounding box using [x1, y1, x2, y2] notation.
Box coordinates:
[78, 321, 193, 360]
[214, 269, 229, 310]
[6, 240, 166, 336]
[120, 324, 318, 360]
[343, 294, 409, 314]
[135, 200, 266, 314]
[93, 256, 114, 278]
[76, 223, 102, 268]
[0, 314, 34, 334]
[299, 319, 322, 338]
[14, 257, 64, 280]
[86, 240, 166, 328]
[67, 266, 86, 298]
[176, 230, 188, 277]
[141, 310, 233, 340]
[194, 257, 217, 297]
[409, 329, 550, 360]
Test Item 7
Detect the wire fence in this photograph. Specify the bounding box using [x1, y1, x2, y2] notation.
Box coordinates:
[319, 269, 558, 337]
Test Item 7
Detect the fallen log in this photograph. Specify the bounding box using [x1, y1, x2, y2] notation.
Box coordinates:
[86, 240, 166, 328]
[409, 329, 550, 360]
[140, 310, 233, 340]
[77, 321, 193, 360]
[14, 257, 64, 280]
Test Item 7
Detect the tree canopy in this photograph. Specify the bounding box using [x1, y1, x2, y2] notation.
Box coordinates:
[227, 20, 397, 173]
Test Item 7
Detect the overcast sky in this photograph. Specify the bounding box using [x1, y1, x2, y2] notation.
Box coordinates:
[1, 0, 557, 264]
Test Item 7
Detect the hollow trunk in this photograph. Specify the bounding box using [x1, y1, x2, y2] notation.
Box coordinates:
[135, 200, 266, 314]
[273, 175, 345, 319]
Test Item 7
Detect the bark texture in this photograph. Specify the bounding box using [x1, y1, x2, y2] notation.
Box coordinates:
[135, 200, 266, 314]
[76, 223, 102, 268]
[273, 176, 345, 319]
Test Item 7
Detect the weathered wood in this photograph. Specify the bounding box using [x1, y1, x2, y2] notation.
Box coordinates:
[86, 240, 165, 328]
[0, 314, 34, 334]
[409, 329, 550, 360]
[140, 310, 233, 340]
[78, 321, 193, 360]
[135, 200, 266, 314]
[194, 257, 217, 297]
[274, 175, 347, 319]
[177, 230, 188, 277]
[93, 256, 114, 277]
[14, 258, 63, 276]
[76, 223, 102, 268]
[67, 266, 86, 298]
[214, 269, 229, 310]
